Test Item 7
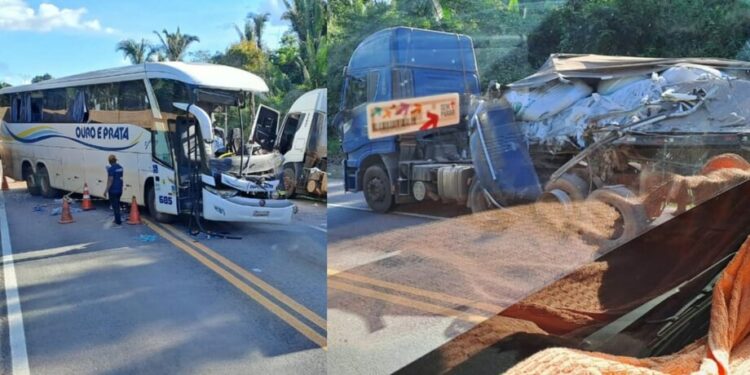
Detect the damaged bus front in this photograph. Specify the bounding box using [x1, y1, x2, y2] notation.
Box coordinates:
[149, 64, 295, 224]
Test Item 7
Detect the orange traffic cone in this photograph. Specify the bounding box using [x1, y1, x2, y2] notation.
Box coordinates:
[81, 183, 95, 211]
[59, 198, 75, 224]
[1, 175, 8, 191]
[126, 196, 142, 225]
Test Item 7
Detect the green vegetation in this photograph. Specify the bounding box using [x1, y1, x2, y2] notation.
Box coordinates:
[116, 38, 157, 64]
[528, 0, 750, 67]
[31, 73, 53, 83]
[152, 28, 201, 62]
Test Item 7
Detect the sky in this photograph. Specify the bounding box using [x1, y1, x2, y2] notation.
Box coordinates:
[0, 0, 292, 85]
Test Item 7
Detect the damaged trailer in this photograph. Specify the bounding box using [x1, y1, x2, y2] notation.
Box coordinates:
[337, 27, 750, 241]
[472, 54, 750, 244]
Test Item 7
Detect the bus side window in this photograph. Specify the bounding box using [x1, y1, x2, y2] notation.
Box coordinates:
[66, 88, 88, 123]
[150, 79, 191, 121]
[30, 91, 43, 123]
[119, 80, 151, 127]
[152, 129, 173, 167]
[42, 88, 68, 123]
[87, 83, 119, 124]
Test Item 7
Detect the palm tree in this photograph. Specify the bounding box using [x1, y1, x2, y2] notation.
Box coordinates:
[152, 27, 200, 61]
[234, 20, 254, 43]
[248, 12, 271, 50]
[115, 39, 156, 64]
[282, 0, 327, 87]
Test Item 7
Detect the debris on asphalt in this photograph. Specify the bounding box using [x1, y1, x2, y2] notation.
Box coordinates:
[139, 234, 157, 242]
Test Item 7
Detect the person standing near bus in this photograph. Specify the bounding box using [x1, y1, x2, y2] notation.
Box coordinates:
[103, 154, 124, 225]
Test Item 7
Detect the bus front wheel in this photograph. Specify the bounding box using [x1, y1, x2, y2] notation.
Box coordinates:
[363, 164, 394, 213]
[147, 185, 176, 223]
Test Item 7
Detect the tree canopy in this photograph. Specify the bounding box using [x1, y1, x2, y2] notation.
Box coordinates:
[116, 39, 157, 64]
[31, 74, 53, 83]
[152, 27, 201, 61]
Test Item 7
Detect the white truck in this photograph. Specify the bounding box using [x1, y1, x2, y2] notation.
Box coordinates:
[248, 88, 328, 198]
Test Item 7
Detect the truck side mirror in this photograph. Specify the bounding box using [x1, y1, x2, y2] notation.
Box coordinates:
[332, 110, 348, 135]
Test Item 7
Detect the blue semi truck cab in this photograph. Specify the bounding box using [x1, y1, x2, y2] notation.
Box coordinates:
[334, 26, 541, 212]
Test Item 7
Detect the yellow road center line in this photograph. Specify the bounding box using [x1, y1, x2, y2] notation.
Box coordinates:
[161, 222, 327, 331]
[328, 268, 505, 314]
[144, 219, 327, 349]
[328, 280, 490, 326]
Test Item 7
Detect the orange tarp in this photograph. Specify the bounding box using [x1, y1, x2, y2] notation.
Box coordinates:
[506, 235, 750, 375]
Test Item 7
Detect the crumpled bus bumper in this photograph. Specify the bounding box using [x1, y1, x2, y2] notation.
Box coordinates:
[201, 188, 296, 224]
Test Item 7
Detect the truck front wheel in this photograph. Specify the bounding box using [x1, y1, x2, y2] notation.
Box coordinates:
[363, 164, 394, 213]
[283, 166, 297, 198]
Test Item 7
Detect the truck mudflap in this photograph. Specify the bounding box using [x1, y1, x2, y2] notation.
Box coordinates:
[470, 101, 542, 205]
[201, 188, 295, 224]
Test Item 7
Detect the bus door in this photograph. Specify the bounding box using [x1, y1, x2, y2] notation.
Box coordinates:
[152, 121, 178, 215]
[171, 115, 203, 214]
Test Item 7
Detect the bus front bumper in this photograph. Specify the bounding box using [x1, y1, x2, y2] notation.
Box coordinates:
[202, 188, 296, 224]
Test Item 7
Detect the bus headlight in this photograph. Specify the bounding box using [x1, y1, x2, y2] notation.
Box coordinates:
[271, 191, 280, 199]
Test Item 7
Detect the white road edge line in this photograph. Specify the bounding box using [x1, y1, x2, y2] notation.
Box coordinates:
[305, 224, 328, 233]
[0, 169, 31, 375]
[327, 202, 446, 221]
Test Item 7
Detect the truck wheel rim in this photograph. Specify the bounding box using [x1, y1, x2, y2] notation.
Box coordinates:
[284, 175, 295, 192]
[367, 177, 385, 201]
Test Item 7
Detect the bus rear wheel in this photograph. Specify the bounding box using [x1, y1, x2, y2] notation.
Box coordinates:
[147, 185, 176, 223]
[38, 166, 59, 198]
[24, 168, 41, 196]
[363, 164, 394, 213]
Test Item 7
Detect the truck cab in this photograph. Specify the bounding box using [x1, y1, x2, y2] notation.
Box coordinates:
[248, 89, 328, 197]
[334, 27, 481, 211]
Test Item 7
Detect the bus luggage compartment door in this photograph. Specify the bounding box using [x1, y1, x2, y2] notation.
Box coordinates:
[152, 163, 178, 215]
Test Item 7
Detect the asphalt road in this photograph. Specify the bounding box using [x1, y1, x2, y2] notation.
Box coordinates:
[326, 177, 629, 374]
[0, 171, 326, 374]
[327, 179, 480, 375]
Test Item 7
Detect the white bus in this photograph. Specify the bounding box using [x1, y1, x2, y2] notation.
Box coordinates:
[0, 62, 296, 224]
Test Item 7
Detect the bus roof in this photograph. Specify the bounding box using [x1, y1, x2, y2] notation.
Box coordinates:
[0, 62, 269, 95]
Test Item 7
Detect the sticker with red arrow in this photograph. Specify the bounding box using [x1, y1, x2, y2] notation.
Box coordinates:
[366, 93, 460, 139]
